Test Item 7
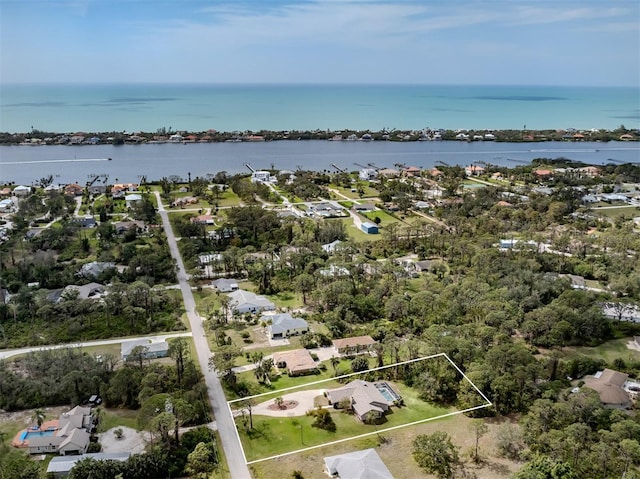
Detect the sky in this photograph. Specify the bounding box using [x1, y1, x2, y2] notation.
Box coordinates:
[1, 0, 639, 86]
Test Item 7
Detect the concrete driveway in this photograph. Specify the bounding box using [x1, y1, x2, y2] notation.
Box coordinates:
[248, 389, 327, 417]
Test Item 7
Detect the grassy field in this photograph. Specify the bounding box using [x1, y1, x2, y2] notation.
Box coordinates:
[98, 408, 140, 432]
[567, 337, 640, 364]
[235, 380, 451, 462]
[340, 218, 382, 242]
[249, 413, 522, 479]
[591, 205, 640, 219]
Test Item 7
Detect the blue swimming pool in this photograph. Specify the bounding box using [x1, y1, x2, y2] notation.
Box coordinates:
[375, 382, 401, 402]
[20, 429, 56, 441]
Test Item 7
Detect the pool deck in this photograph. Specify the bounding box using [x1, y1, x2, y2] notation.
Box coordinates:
[11, 419, 60, 448]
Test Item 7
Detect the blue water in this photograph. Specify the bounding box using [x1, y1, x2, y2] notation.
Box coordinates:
[21, 429, 55, 440]
[1, 141, 638, 185]
[1, 84, 638, 133]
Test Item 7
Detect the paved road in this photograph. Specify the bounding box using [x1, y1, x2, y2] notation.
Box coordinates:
[155, 192, 252, 479]
[0, 332, 192, 360]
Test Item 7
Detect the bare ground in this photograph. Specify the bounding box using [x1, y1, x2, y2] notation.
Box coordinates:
[99, 426, 147, 454]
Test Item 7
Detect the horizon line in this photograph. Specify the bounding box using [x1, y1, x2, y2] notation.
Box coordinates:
[1, 81, 638, 89]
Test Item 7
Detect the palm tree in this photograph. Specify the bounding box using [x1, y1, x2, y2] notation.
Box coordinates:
[31, 409, 46, 428]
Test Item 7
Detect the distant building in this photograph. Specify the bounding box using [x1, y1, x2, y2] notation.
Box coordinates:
[584, 369, 631, 409]
[13, 185, 32, 197]
[251, 171, 272, 183]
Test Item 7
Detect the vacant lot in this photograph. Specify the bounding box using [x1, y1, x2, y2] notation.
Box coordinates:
[249, 413, 522, 478]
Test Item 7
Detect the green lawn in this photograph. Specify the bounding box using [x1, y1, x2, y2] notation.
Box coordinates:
[568, 337, 640, 364]
[340, 218, 382, 242]
[98, 408, 140, 432]
[362, 210, 399, 226]
[591, 205, 640, 219]
[265, 291, 304, 309]
[235, 381, 451, 462]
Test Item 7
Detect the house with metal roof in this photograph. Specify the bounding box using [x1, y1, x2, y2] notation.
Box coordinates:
[47, 452, 131, 478]
[228, 289, 275, 314]
[324, 448, 394, 479]
[264, 313, 309, 339]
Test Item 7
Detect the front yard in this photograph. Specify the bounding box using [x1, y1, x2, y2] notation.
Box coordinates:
[234, 380, 450, 462]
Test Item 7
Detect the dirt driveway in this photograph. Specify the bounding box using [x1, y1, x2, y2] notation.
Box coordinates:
[99, 426, 147, 454]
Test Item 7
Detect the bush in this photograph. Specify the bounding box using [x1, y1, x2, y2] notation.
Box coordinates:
[306, 407, 336, 432]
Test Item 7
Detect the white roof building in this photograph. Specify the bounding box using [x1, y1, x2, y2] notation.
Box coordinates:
[324, 448, 394, 479]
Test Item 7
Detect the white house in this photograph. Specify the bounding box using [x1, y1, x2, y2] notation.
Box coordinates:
[263, 313, 309, 339]
[13, 185, 31, 197]
[359, 168, 378, 181]
[324, 449, 395, 479]
[212, 278, 239, 293]
[251, 171, 272, 184]
[0, 198, 14, 212]
[121, 339, 170, 360]
[125, 194, 143, 208]
[228, 289, 275, 314]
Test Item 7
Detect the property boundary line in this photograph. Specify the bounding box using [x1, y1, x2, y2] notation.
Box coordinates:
[225, 352, 492, 464]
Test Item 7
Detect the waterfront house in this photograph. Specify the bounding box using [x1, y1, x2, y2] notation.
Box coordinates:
[13, 185, 32, 197]
[64, 183, 84, 196]
[324, 449, 394, 479]
[0, 198, 14, 212]
[359, 168, 378, 181]
[251, 171, 272, 183]
[264, 313, 309, 339]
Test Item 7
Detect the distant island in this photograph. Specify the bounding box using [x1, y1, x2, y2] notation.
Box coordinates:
[1, 125, 638, 146]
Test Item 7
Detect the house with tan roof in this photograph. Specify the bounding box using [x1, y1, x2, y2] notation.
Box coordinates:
[332, 335, 377, 355]
[273, 349, 318, 376]
[584, 369, 631, 409]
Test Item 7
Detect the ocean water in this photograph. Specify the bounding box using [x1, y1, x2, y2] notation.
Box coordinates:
[0, 84, 638, 134]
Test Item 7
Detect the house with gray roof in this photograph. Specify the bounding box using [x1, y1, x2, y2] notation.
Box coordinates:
[228, 289, 275, 314]
[78, 261, 116, 279]
[121, 338, 170, 360]
[47, 452, 131, 478]
[263, 313, 309, 339]
[61, 283, 105, 301]
[212, 278, 239, 293]
[324, 448, 394, 479]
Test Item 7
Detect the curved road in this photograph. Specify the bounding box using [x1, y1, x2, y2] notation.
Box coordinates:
[155, 192, 252, 479]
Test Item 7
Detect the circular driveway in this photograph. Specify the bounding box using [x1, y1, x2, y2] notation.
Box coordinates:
[251, 389, 327, 417]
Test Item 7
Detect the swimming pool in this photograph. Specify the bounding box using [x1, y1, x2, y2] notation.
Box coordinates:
[19, 429, 56, 441]
[375, 382, 401, 402]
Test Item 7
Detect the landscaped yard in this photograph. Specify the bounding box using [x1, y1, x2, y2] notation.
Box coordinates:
[234, 380, 451, 462]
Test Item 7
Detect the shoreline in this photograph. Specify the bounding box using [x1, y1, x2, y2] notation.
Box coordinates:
[2, 127, 638, 146]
